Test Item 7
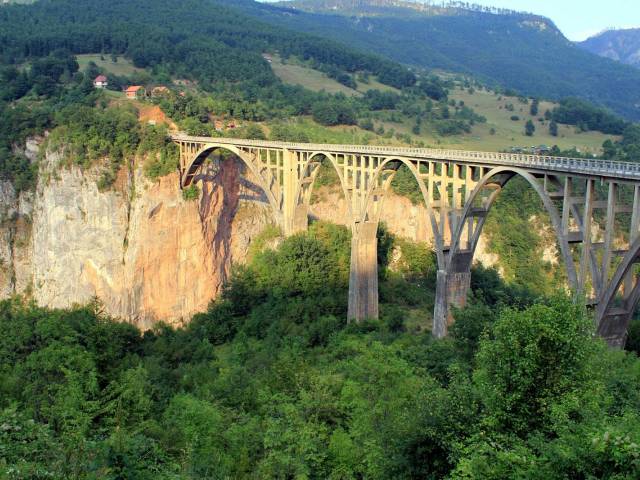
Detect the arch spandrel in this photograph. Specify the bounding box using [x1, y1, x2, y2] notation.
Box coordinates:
[293, 151, 356, 227]
[596, 237, 640, 344]
[361, 156, 448, 266]
[182, 143, 282, 223]
[446, 167, 578, 290]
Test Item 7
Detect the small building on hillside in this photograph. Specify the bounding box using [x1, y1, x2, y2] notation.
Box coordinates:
[125, 85, 145, 99]
[93, 75, 108, 89]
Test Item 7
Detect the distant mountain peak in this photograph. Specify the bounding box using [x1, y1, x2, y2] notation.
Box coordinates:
[578, 28, 640, 68]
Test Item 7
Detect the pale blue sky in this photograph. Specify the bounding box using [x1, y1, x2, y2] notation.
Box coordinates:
[264, 0, 640, 41]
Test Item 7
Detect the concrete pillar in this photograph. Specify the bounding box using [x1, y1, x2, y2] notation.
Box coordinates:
[597, 309, 632, 348]
[348, 221, 379, 322]
[282, 148, 308, 236]
[432, 253, 473, 338]
[290, 204, 309, 234]
[433, 270, 449, 338]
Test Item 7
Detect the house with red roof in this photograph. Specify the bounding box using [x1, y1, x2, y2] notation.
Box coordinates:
[93, 75, 108, 89]
[124, 85, 145, 99]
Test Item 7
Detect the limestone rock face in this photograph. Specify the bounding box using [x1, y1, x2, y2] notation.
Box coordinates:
[0, 180, 33, 298]
[310, 187, 431, 242]
[7, 147, 272, 328]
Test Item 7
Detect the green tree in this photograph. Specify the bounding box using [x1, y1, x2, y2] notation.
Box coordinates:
[525, 119, 535, 136]
[549, 119, 558, 136]
[474, 298, 595, 436]
[242, 123, 266, 140]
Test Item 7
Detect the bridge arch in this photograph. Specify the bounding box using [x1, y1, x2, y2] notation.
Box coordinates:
[596, 237, 640, 346]
[360, 164, 583, 336]
[447, 166, 578, 290]
[360, 156, 447, 266]
[293, 151, 356, 227]
[183, 143, 282, 223]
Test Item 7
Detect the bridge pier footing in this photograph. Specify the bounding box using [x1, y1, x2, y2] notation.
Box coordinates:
[283, 204, 310, 236]
[433, 269, 471, 338]
[597, 309, 632, 348]
[348, 222, 379, 322]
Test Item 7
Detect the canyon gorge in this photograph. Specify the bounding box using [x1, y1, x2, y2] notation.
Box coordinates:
[0, 139, 518, 328]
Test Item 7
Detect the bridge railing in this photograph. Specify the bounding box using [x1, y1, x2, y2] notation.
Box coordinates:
[171, 134, 640, 180]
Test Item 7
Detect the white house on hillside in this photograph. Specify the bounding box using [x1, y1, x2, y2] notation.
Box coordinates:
[93, 75, 108, 89]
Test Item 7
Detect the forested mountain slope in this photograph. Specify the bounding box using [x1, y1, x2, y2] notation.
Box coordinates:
[234, 0, 640, 120]
[578, 28, 640, 69]
[0, 0, 414, 89]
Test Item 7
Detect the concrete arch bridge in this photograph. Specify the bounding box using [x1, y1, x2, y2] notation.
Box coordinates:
[173, 134, 640, 347]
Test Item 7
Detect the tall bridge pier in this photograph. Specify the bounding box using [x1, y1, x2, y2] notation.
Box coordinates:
[173, 134, 640, 346]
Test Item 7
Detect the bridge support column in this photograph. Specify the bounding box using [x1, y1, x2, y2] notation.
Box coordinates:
[598, 309, 632, 348]
[433, 271, 471, 338]
[433, 253, 473, 338]
[282, 149, 308, 236]
[348, 221, 379, 322]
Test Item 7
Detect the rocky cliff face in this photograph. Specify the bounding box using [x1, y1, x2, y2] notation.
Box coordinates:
[1, 144, 273, 328]
[0, 140, 514, 327]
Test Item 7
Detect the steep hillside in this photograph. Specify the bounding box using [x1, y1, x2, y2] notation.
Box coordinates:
[0, 0, 414, 89]
[578, 28, 640, 68]
[234, 0, 640, 120]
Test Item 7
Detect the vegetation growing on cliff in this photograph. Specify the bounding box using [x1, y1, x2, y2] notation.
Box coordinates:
[47, 105, 178, 189]
[1, 224, 640, 478]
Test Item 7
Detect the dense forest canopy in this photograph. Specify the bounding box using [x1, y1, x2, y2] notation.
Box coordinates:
[0, 0, 415, 89]
[2, 225, 640, 478]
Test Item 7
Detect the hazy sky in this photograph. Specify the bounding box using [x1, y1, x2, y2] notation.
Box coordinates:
[264, 0, 640, 41]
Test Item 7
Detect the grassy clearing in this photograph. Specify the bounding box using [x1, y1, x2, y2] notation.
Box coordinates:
[355, 76, 400, 94]
[76, 54, 144, 77]
[281, 117, 385, 143]
[103, 89, 125, 99]
[270, 56, 360, 96]
[447, 86, 617, 153]
[270, 55, 398, 96]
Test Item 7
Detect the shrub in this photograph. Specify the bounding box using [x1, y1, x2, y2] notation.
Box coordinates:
[182, 184, 199, 201]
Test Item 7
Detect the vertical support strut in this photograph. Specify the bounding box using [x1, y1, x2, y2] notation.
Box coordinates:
[348, 221, 379, 322]
[625, 185, 640, 295]
[601, 182, 617, 291]
[577, 179, 595, 296]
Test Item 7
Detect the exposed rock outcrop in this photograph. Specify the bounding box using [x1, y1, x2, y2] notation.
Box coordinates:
[2, 145, 272, 327]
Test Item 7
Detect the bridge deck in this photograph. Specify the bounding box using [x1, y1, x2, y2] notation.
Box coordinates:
[172, 134, 640, 182]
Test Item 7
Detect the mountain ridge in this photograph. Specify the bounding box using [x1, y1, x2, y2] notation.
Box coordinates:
[274, 0, 538, 17]
[240, 0, 640, 120]
[578, 28, 640, 69]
